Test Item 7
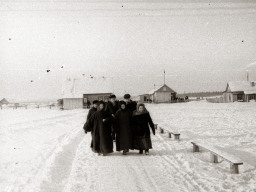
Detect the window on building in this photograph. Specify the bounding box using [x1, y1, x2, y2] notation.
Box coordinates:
[163, 87, 166, 91]
[144, 96, 147, 101]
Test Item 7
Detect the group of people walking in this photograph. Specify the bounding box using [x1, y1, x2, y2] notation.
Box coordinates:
[83, 94, 155, 156]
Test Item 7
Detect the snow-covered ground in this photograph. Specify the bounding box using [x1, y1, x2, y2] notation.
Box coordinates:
[0, 108, 86, 192]
[1, 101, 256, 192]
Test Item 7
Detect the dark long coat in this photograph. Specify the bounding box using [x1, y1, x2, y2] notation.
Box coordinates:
[84, 110, 114, 154]
[132, 112, 155, 150]
[105, 101, 119, 135]
[87, 107, 97, 120]
[85, 107, 97, 148]
[115, 109, 133, 151]
[105, 101, 119, 116]
[126, 100, 137, 113]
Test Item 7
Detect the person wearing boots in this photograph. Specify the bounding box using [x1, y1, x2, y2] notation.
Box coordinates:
[115, 101, 133, 155]
[132, 103, 155, 155]
[84, 101, 114, 156]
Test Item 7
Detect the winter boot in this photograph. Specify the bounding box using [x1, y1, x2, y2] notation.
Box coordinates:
[123, 150, 127, 155]
[139, 149, 143, 154]
[145, 149, 149, 155]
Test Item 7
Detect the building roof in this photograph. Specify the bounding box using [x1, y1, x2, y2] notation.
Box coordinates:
[227, 81, 256, 93]
[0, 98, 9, 104]
[0, 98, 19, 104]
[62, 77, 113, 99]
[148, 84, 176, 95]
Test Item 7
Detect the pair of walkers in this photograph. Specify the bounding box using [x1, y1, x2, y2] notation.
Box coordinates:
[83, 94, 155, 156]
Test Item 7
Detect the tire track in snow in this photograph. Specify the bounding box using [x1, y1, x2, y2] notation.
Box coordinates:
[64, 136, 160, 192]
[127, 157, 159, 192]
[10, 112, 86, 192]
[66, 131, 202, 192]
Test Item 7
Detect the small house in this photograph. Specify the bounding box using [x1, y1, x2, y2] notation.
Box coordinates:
[0, 98, 9, 105]
[223, 81, 256, 102]
[149, 84, 177, 103]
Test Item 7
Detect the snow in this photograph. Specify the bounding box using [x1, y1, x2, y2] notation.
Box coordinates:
[227, 81, 256, 93]
[1, 101, 256, 192]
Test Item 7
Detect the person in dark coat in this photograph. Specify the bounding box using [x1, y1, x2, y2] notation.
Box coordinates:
[132, 103, 155, 155]
[84, 101, 114, 156]
[86, 100, 98, 121]
[124, 94, 137, 113]
[105, 94, 119, 141]
[84, 100, 98, 148]
[115, 101, 133, 155]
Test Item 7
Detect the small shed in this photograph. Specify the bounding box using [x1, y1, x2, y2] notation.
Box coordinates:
[0, 98, 9, 105]
[149, 84, 177, 103]
[223, 81, 256, 102]
[62, 77, 113, 109]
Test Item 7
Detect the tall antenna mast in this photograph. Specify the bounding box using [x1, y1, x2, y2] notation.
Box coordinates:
[247, 70, 249, 81]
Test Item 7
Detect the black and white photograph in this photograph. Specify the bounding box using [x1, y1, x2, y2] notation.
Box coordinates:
[1, 0, 256, 191]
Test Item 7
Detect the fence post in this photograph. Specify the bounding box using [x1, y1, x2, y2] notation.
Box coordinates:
[160, 127, 164, 133]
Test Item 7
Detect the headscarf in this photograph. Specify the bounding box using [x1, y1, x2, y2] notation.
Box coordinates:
[133, 103, 149, 116]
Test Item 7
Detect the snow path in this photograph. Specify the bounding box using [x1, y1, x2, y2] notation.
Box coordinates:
[1, 102, 256, 192]
[63, 129, 208, 192]
[39, 130, 84, 192]
[62, 102, 256, 192]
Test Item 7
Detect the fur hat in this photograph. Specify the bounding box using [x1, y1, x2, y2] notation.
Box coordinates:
[124, 94, 131, 99]
[93, 100, 98, 104]
[97, 100, 105, 105]
[109, 94, 116, 99]
[119, 100, 126, 106]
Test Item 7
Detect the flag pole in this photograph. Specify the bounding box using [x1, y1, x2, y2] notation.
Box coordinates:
[164, 69, 165, 85]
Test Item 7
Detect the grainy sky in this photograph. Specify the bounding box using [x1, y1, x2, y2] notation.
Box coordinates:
[0, 0, 256, 101]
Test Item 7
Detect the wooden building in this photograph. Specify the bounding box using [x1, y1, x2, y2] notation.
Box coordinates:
[62, 77, 112, 109]
[148, 84, 177, 103]
[138, 94, 151, 103]
[223, 81, 256, 102]
[0, 98, 9, 105]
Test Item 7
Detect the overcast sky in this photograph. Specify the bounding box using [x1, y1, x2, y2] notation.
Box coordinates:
[1, 0, 256, 101]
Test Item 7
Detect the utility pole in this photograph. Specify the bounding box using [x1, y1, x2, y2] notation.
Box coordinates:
[164, 69, 166, 85]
